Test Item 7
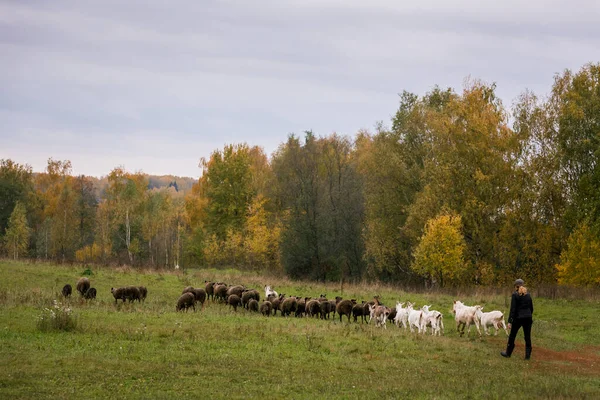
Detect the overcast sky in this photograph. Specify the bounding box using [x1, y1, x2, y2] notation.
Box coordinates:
[1, 0, 599, 178]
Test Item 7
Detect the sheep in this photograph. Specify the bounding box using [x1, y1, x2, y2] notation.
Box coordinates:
[269, 294, 285, 316]
[213, 283, 228, 302]
[242, 289, 259, 309]
[452, 300, 482, 337]
[227, 294, 242, 312]
[352, 301, 366, 323]
[260, 300, 272, 316]
[305, 299, 321, 318]
[182, 286, 194, 295]
[475, 306, 508, 336]
[295, 297, 307, 317]
[83, 287, 97, 300]
[111, 286, 141, 304]
[76, 277, 90, 296]
[280, 296, 298, 317]
[61, 284, 72, 298]
[138, 286, 147, 302]
[205, 281, 215, 301]
[191, 288, 207, 307]
[227, 285, 245, 298]
[320, 299, 333, 320]
[248, 298, 259, 312]
[335, 297, 356, 322]
[176, 292, 196, 312]
[328, 299, 337, 319]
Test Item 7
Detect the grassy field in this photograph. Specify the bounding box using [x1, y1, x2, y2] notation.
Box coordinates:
[0, 260, 598, 399]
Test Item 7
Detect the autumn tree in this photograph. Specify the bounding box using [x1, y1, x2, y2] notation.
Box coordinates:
[412, 213, 467, 287]
[556, 223, 600, 286]
[3, 201, 30, 259]
[0, 159, 33, 237]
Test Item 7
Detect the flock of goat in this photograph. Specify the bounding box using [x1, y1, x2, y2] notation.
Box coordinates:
[62, 278, 508, 337]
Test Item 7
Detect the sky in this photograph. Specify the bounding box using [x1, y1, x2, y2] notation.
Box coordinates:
[1, 0, 599, 178]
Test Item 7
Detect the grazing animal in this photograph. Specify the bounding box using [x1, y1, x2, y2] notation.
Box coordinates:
[269, 294, 285, 316]
[205, 281, 215, 301]
[264, 285, 278, 300]
[227, 294, 242, 312]
[62, 284, 72, 298]
[295, 297, 307, 317]
[420, 305, 444, 336]
[227, 285, 245, 298]
[213, 283, 228, 302]
[407, 304, 423, 333]
[260, 301, 272, 316]
[138, 286, 148, 302]
[76, 277, 90, 296]
[111, 286, 141, 303]
[394, 302, 410, 329]
[84, 287, 97, 299]
[182, 286, 194, 295]
[305, 299, 321, 318]
[191, 288, 207, 307]
[248, 298, 259, 312]
[452, 300, 482, 337]
[352, 301, 366, 323]
[475, 306, 508, 336]
[241, 290, 258, 309]
[176, 292, 196, 312]
[369, 304, 391, 328]
[320, 300, 333, 320]
[335, 297, 356, 322]
[280, 296, 298, 317]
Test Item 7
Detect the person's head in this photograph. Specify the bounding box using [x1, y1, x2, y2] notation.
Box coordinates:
[518, 285, 528, 296]
[514, 278, 524, 290]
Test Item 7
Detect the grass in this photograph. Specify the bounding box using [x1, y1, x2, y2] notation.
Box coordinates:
[0, 260, 599, 399]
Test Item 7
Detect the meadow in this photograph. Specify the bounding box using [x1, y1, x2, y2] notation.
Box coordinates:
[0, 260, 598, 399]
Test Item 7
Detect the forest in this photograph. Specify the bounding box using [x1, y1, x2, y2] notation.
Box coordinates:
[1, 63, 599, 287]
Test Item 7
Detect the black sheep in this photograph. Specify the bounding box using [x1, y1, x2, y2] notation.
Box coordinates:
[62, 284, 72, 298]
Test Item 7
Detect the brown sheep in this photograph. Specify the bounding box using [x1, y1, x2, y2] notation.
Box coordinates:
[280, 296, 297, 317]
[84, 287, 97, 299]
[176, 292, 196, 312]
[227, 294, 242, 311]
[182, 286, 194, 295]
[62, 284, 72, 298]
[353, 301, 366, 323]
[204, 281, 215, 301]
[260, 301, 272, 316]
[191, 288, 207, 307]
[76, 277, 90, 296]
[335, 297, 356, 322]
[295, 297, 307, 317]
[138, 286, 148, 302]
[306, 299, 321, 318]
[320, 300, 333, 320]
[329, 300, 337, 319]
[213, 283, 228, 302]
[111, 286, 141, 303]
[248, 298, 259, 312]
[269, 294, 284, 316]
[241, 290, 255, 309]
[227, 285, 245, 298]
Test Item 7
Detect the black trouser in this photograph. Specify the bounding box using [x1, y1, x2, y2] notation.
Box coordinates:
[508, 317, 532, 349]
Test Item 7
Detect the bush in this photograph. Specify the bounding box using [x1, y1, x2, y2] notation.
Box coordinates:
[37, 300, 78, 332]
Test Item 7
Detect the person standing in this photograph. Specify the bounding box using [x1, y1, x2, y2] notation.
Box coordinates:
[501, 278, 534, 360]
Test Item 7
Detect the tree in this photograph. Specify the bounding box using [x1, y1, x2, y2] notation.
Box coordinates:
[556, 223, 600, 286]
[4, 201, 30, 259]
[412, 213, 467, 287]
[0, 159, 33, 237]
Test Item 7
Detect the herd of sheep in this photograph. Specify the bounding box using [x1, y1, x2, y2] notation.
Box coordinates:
[61, 278, 508, 337]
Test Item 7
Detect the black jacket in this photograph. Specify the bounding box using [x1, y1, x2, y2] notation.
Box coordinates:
[508, 291, 534, 323]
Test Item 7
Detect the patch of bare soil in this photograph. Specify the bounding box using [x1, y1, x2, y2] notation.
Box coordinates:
[531, 345, 600, 376]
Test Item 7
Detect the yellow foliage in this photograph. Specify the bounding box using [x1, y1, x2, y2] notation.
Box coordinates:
[556, 223, 600, 286]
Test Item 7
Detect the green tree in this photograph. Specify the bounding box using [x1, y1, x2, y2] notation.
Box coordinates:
[4, 201, 30, 259]
[412, 213, 467, 287]
[0, 159, 33, 237]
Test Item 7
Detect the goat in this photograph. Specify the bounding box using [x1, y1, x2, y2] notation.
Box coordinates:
[475, 306, 508, 336]
[452, 300, 482, 337]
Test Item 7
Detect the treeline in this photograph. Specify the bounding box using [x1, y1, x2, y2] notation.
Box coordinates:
[2, 63, 599, 287]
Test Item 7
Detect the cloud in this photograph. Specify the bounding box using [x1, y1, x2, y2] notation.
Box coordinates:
[1, 0, 599, 177]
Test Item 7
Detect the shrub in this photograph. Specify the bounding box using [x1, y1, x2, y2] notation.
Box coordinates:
[37, 300, 78, 332]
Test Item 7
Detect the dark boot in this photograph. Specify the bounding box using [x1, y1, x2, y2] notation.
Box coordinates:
[501, 344, 514, 358]
[525, 347, 532, 360]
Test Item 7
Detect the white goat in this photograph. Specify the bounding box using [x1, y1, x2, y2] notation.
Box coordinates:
[264, 285, 278, 300]
[420, 305, 444, 336]
[394, 302, 410, 329]
[407, 304, 423, 333]
[475, 306, 508, 336]
[452, 300, 482, 337]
